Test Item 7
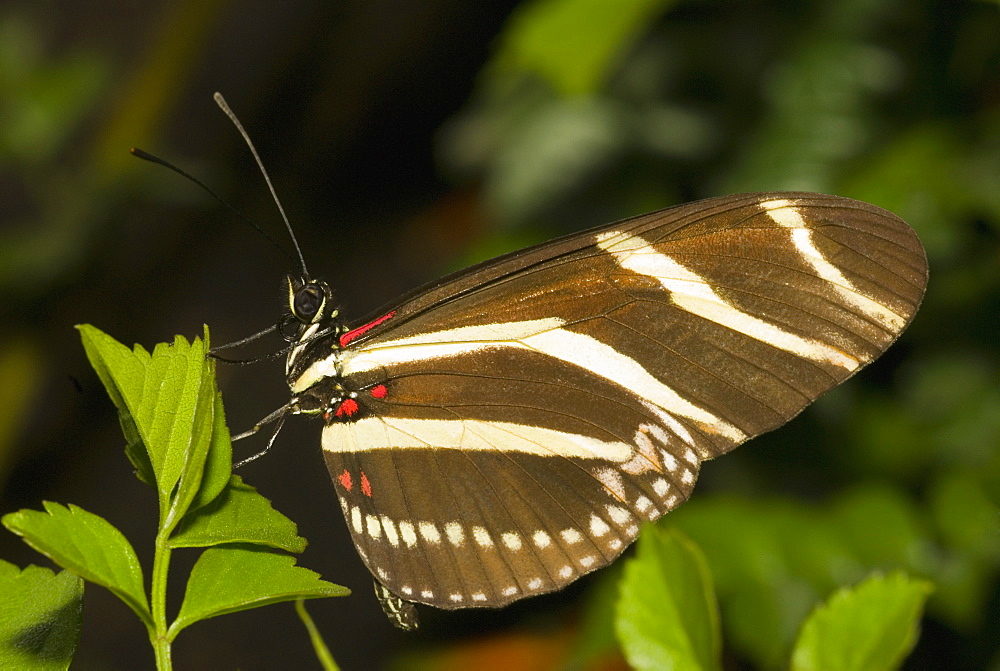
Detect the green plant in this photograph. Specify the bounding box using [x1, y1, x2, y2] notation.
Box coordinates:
[605, 526, 930, 670]
[1, 326, 347, 670]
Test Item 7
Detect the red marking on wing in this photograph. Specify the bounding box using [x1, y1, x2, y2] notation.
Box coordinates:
[361, 472, 372, 497]
[337, 469, 352, 491]
[370, 384, 387, 399]
[339, 311, 397, 347]
[335, 398, 359, 417]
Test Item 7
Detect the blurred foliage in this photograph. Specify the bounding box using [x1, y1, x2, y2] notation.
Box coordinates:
[494, 0, 677, 97]
[0, 14, 109, 291]
[0, 0, 997, 668]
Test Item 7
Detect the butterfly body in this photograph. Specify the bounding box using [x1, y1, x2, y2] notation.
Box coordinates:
[280, 192, 927, 626]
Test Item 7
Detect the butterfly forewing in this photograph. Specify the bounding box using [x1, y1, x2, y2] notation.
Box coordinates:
[292, 192, 927, 613]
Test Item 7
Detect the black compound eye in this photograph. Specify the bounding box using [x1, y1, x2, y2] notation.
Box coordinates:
[293, 284, 325, 322]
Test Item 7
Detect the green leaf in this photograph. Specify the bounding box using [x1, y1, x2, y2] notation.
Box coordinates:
[171, 545, 349, 636]
[161, 336, 226, 529]
[170, 476, 307, 553]
[77, 324, 155, 485]
[1, 502, 150, 626]
[0, 560, 83, 670]
[616, 525, 720, 671]
[77, 325, 231, 524]
[790, 572, 933, 671]
[188, 389, 233, 513]
[140, 335, 210, 497]
[495, 0, 676, 95]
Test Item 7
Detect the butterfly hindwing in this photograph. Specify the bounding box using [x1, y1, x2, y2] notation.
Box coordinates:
[325, 435, 699, 608]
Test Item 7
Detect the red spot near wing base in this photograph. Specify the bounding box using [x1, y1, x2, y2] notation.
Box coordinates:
[339, 311, 397, 347]
[361, 472, 372, 497]
[335, 399, 359, 418]
[337, 469, 352, 491]
[370, 384, 387, 399]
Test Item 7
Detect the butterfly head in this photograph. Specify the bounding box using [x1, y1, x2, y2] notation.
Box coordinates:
[287, 275, 338, 326]
[283, 274, 345, 385]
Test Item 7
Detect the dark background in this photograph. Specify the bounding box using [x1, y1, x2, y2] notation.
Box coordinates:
[1, 0, 997, 669]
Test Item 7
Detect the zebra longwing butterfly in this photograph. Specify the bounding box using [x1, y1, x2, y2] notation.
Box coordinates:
[277, 191, 926, 629]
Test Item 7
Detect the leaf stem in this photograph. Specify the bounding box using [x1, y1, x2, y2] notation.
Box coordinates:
[295, 599, 339, 671]
[150, 527, 174, 670]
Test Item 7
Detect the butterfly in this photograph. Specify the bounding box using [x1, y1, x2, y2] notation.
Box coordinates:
[271, 190, 927, 629]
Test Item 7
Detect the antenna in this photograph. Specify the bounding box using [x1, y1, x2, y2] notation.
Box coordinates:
[213, 92, 309, 277]
[129, 147, 295, 266]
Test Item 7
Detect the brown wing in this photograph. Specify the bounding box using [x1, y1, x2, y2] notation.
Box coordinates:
[314, 192, 926, 610]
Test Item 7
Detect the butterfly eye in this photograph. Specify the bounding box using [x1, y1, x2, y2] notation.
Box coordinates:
[293, 283, 326, 323]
